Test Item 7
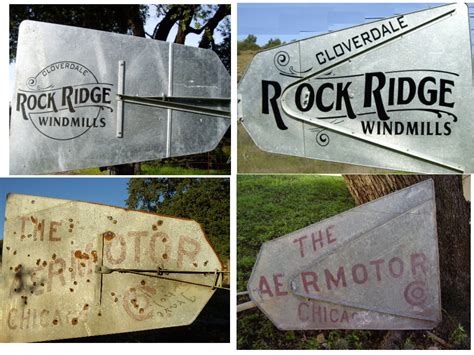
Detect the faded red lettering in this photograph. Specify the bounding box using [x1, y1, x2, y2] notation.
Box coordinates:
[149, 232, 171, 264]
[325, 266, 347, 290]
[293, 235, 307, 257]
[258, 276, 274, 297]
[369, 259, 385, 281]
[388, 257, 404, 278]
[105, 234, 126, 265]
[352, 263, 368, 284]
[40, 309, 50, 328]
[128, 231, 148, 263]
[326, 225, 336, 243]
[301, 271, 320, 293]
[298, 302, 309, 321]
[311, 231, 323, 250]
[7, 308, 17, 330]
[49, 221, 61, 241]
[273, 273, 288, 296]
[329, 308, 339, 322]
[411, 252, 427, 276]
[177, 235, 201, 268]
[47, 258, 66, 292]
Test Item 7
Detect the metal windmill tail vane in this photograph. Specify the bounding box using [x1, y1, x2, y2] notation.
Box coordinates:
[245, 180, 441, 330]
[0, 194, 227, 342]
[238, 3, 474, 173]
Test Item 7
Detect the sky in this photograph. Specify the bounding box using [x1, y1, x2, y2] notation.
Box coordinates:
[0, 178, 130, 239]
[238, 3, 474, 48]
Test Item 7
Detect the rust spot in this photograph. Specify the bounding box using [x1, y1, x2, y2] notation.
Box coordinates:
[58, 268, 64, 274]
[13, 232, 16, 235]
[42, 261, 47, 267]
[157, 220, 163, 226]
[52, 319, 58, 325]
[111, 292, 115, 296]
[83, 304, 89, 310]
[74, 250, 82, 258]
[71, 318, 78, 325]
[103, 231, 115, 241]
[69, 218, 73, 222]
[112, 220, 117, 224]
[152, 225, 157, 231]
[69, 288, 74, 292]
[69, 224, 74, 229]
[30, 216, 37, 224]
[80, 262, 86, 267]
[162, 253, 168, 259]
[20, 235, 25, 240]
[68, 267, 73, 272]
[73, 281, 78, 285]
[68, 229, 72, 233]
[139, 308, 144, 314]
[38, 223, 42, 230]
[129, 288, 136, 292]
[91, 250, 98, 262]
[193, 262, 198, 267]
[52, 253, 57, 260]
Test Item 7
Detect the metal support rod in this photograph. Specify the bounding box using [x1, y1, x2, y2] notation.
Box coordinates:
[117, 94, 231, 119]
[166, 43, 173, 158]
[116, 60, 125, 138]
[237, 301, 257, 313]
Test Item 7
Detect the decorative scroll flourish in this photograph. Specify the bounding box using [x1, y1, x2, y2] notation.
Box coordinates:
[273, 51, 312, 78]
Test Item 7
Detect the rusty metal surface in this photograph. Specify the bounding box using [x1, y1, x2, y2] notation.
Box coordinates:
[10, 20, 230, 174]
[0, 194, 223, 342]
[238, 3, 474, 173]
[247, 179, 441, 330]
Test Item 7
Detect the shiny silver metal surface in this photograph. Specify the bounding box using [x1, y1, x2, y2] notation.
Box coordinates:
[0, 194, 223, 342]
[247, 180, 441, 330]
[11, 21, 230, 174]
[239, 3, 474, 173]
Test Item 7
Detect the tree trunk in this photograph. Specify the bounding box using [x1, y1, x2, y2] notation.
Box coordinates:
[198, 5, 230, 49]
[343, 175, 470, 341]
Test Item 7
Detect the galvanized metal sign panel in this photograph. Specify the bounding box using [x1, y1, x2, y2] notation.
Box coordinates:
[247, 179, 441, 330]
[239, 3, 474, 173]
[11, 21, 230, 174]
[0, 194, 223, 342]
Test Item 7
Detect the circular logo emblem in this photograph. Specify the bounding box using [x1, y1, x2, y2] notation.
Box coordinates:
[16, 61, 113, 140]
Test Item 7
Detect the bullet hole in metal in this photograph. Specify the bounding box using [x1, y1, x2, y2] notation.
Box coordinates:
[70, 240, 74, 245]
[71, 318, 78, 325]
[42, 261, 47, 267]
[69, 219, 73, 223]
[140, 280, 146, 286]
[69, 224, 74, 229]
[157, 220, 163, 226]
[31, 200, 35, 204]
[13, 251, 17, 255]
[73, 281, 78, 285]
[68, 267, 73, 272]
[80, 262, 86, 267]
[103, 231, 115, 241]
[58, 269, 63, 274]
[91, 250, 98, 262]
[86, 279, 90, 283]
[6, 246, 10, 250]
[30, 216, 37, 223]
[83, 304, 89, 310]
[193, 262, 198, 267]
[162, 237, 167, 243]
[68, 229, 72, 233]
[114, 297, 118, 303]
[139, 308, 144, 314]
[111, 292, 115, 296]
[204, 260, 208, 266]
[52, 253, 56, 260]
[113, 220, 117, 224]
[52, 319, 58, 325]
[36, 259, 41, 266]
[107, 216, 113, 220]
[69, 288, 74, 292]
[162, 253, 168, 259]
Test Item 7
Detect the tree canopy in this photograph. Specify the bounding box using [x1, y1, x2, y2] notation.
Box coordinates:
[10, 4, 230, 72]
[126, 178, 229, 259]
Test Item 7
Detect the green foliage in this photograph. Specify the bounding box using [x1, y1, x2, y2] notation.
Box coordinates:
[262, 38, 283, 49]
[126, 178, 229, 258]
[237, 175, 356, 349]
[237, 34, 260, 52]
[449, 324, 467, 345]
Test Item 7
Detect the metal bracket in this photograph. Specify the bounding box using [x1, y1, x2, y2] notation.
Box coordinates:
[115, 59, 230, 139]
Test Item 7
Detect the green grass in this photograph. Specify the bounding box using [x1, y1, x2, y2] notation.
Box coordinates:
[60, 164, 230, 175]
[237, 175, 357, 349]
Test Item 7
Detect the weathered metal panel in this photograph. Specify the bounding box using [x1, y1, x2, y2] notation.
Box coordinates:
[239, 3, 474, 173]
[10, 20, 230, 174]
[247, 179, 441, 330]
[0, 194, 223, 342]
